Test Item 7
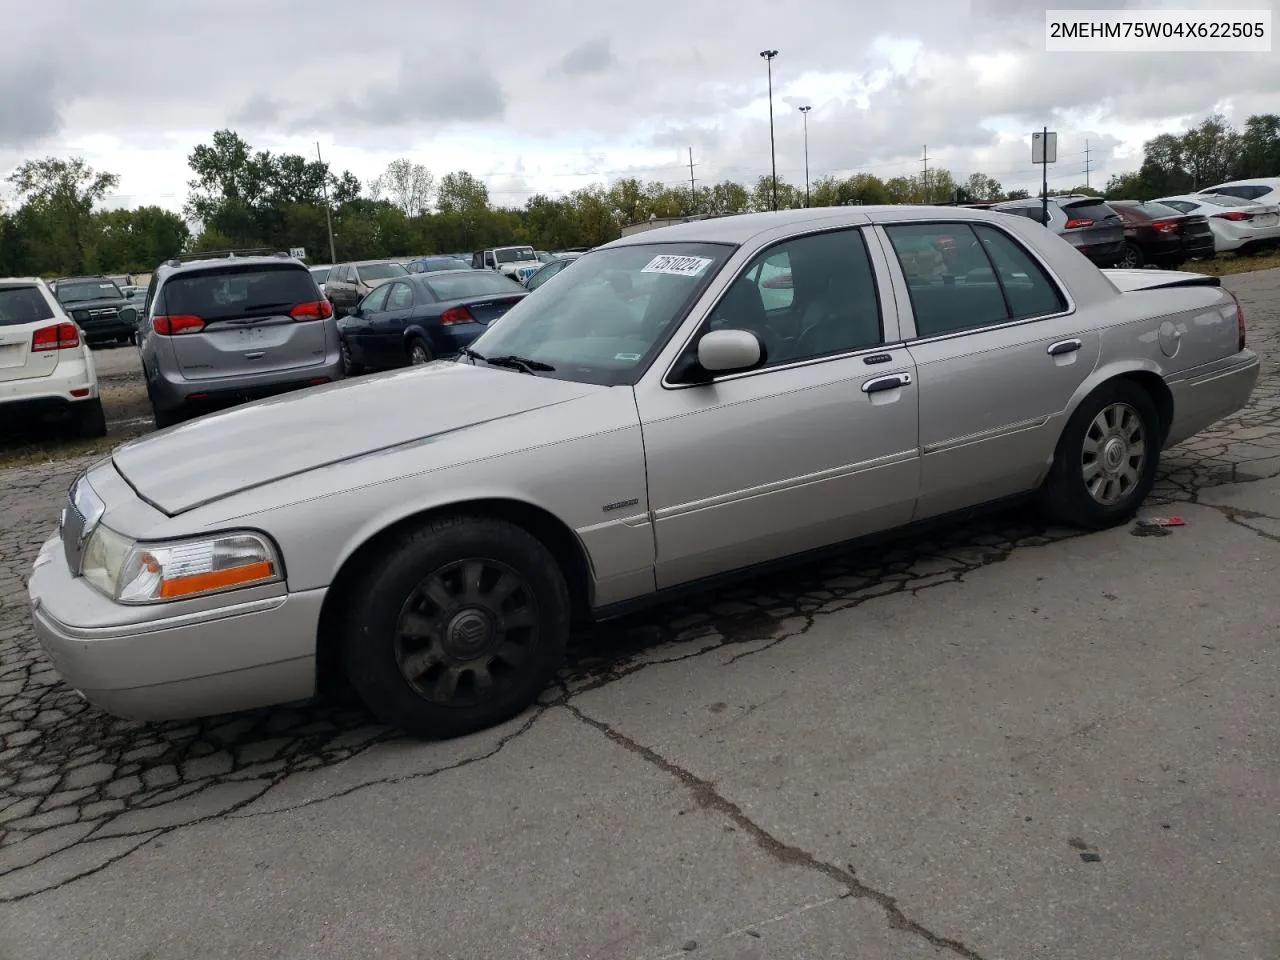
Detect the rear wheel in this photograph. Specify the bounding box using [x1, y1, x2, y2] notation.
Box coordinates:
[1039, 379, 1160, 529]
[73, 399, 107, 439]
[408, 336, 432, 366]
[340, 515, 570, 739]
[1117, 242, 1145, 269]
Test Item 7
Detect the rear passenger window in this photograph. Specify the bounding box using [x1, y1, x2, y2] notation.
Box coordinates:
[886, 223, 1065, 338]
[159, 265, 319, 322]
[972, 225, 1067, 318]
[0, 286, 54, 326]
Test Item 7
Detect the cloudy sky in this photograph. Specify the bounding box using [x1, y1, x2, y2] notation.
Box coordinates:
[1, 0, 1275, 216]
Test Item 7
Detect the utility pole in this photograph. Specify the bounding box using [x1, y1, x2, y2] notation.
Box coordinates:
[688, 147, 698, 214]
[1083, 139, 1092, 190]
[920, 145, 931, 204]
[316, 142, 337, 264]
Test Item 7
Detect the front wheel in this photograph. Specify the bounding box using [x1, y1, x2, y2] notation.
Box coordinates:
[341, 515, 571, 739]
[1038, 379, 1161, 529]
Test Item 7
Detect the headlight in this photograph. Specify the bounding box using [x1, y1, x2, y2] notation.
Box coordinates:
[81, 527, 282, 604]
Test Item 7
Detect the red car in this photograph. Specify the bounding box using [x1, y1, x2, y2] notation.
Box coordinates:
[1109, 200, 1216, 269]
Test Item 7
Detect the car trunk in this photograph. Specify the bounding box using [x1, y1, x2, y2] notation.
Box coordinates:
[0, 287, 61, 383]
[158, 263, 328, 381]
[1101, 269, 1221, 293]
[453, 293, 526, 325]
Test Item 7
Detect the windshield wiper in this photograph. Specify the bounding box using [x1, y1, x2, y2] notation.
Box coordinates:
[481, 353, 555, 373]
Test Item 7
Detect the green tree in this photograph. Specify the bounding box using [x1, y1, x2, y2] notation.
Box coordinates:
[750, 175, 801, 211]
[963, 172, 1004, 201]
[436, 171, 490, 215]
[369, 158, 435, 217]
[1104, 172, 1144, 199]
[1005, 188, 1031, 200]
[6, 156, 120, 273]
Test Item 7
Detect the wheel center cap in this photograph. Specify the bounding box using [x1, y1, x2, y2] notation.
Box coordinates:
[1102, 436, 1127, 472]
[444, 608, 496, 659]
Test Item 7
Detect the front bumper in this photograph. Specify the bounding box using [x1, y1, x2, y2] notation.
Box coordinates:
[28, 530, 323, 721]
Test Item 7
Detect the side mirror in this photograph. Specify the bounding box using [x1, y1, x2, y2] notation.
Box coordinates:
[697, 329, 764, 374]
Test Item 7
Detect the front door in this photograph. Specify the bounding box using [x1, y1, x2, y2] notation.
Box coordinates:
[879, 220, 1101, 519]
[634, 226, 920, 590]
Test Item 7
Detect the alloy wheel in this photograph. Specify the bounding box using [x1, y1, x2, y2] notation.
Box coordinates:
[1081, 402, 1145, 505]
[393, 558, 539, 707]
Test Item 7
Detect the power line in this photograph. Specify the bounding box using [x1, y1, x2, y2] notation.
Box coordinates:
[688, 147, 698, 213]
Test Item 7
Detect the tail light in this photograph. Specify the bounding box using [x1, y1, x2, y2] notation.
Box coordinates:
[440, 306, 475, 325]
[1213, 211, 1252, 222]
[1151, 220, 1181, 234]
[31, 322, 81, 352]
[290, 300, 333, 321]
[1064, 217, 1094, 229]
[153, 315, 205, 336]
[1228, 290, 1246, 351]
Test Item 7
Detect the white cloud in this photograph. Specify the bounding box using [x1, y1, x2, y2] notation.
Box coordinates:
[2, 0, 1275, 213]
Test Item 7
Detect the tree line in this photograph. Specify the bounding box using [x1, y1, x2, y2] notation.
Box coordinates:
[2, 114, 1276, 277]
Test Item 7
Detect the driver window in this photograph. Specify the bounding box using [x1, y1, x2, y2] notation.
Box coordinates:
[706, 228, 883, 369]
[360, 285, 390, 313]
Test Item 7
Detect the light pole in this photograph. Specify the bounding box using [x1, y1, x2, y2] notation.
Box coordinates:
[799, 105, 811, 207]
[759, 49, 779, 211]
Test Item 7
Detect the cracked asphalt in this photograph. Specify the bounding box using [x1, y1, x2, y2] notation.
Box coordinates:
[1, 270, 1278, 959]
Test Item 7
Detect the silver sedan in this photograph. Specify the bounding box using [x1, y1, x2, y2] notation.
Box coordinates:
[29, 206, 1260, 738]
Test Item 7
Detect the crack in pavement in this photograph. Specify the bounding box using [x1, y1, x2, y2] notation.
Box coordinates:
[0, 273, 1277, 917]
[566, 703, 986, 960]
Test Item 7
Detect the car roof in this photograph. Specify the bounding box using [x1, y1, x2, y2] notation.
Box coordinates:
[605, 205, 1043, 248]
[1202, 177, 1280, 189]
[158, 255, 304, 276]
[0, 277, 45, 285]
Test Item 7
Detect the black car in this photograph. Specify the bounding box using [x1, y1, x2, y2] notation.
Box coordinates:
[51, 276, 137, 345]
[338, 269, 527, 373]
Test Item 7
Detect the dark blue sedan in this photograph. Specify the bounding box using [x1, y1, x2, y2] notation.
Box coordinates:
[337, 270, 527, 373]
[405, 256, 472, 274]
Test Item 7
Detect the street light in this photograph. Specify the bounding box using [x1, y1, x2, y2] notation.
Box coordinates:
[798, 105, 811, 207]
[759, 49, 779, 211]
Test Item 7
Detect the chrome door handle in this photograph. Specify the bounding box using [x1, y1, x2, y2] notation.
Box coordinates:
[862, 373, 912, 394]
[1047, 338, 1082, 356]
[244, 351, 265, 360]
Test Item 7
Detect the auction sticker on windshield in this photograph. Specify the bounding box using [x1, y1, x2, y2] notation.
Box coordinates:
[641, 255, 714, 277]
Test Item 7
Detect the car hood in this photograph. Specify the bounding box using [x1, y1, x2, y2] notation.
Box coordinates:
[111, 363, 605, 515]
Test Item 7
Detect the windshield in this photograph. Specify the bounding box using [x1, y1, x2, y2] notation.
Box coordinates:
[56, 280, 122, 302]
[423, 257, 470, 271]
[359, 262, 409, 280]
[465, 242, 733, 386]
[0, 286, 56, 327]
[423, 271, 524, 300]
[495, 247, 536, 264]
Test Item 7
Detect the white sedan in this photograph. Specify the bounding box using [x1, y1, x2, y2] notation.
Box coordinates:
[0, 278, 107, 437]
[1153, 193, 1280, 254]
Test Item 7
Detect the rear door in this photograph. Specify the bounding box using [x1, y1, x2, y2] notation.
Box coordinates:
[0, 285, 61, 383]
[156, 263, 328, 381]
[884, 220, 1101, 519]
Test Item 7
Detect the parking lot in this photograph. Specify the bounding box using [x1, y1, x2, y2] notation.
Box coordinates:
[1, 269, 1278, 959]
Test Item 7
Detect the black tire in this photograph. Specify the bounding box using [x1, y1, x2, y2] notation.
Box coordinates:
[1038, 379, 1161, 530]
[73, 398, 107, 439]
[340, 339, 363, 376]
[341, 514, 570, 739]
[151, 400, 182, 429]
[407, 336, 432, 366]
[1117, 242, 1145, 269]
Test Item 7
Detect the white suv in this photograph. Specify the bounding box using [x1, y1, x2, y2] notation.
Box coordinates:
[0, 278, 106, 437]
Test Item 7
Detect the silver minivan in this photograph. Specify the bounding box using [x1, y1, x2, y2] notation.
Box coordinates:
[138, 252, 343, 428]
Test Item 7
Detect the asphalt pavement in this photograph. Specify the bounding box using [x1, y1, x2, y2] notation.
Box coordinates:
[1, 270, 1277, 959]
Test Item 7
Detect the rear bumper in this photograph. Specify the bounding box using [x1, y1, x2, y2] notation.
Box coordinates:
[1166, 350, 1261, 448]
[1077, 239, 1126, 266]
[1179, 235, 1216, 260]
[0, 362, 99, 426]
[80, 320, 134, 342]
[150, 353, 344, 411]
